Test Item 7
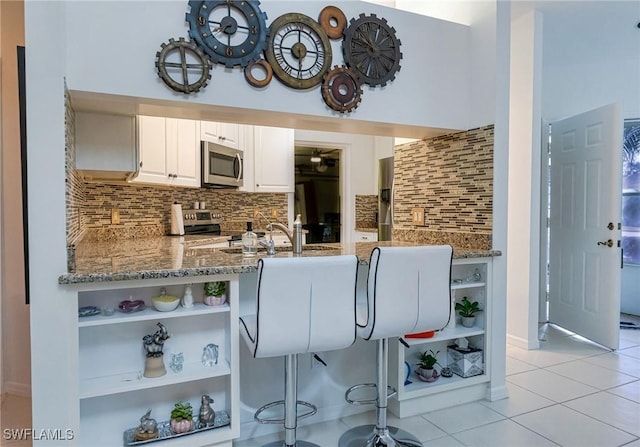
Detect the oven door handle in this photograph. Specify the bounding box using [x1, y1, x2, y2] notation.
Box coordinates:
[234, 154, 243, 183]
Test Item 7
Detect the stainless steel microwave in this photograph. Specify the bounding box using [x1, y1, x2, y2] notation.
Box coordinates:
[202, 141, 243, 188]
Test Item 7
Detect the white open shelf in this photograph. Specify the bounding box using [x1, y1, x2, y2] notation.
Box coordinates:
[80, 360, 231, 399]
[401, 372, 488, 398]
[78, 303, 230, 327]
[404, 325, 484, 346]
[450, 281, 485, 290]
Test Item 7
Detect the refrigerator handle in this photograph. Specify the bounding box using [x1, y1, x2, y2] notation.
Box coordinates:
[390, 176, 395, 227]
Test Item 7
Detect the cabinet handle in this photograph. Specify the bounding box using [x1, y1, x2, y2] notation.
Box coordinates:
[139, 161, 143, 168]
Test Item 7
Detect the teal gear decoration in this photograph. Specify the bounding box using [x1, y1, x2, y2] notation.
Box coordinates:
[186, 0, 268, 68]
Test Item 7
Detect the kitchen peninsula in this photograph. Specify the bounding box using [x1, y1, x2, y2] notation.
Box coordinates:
[60, 238, 501, 446]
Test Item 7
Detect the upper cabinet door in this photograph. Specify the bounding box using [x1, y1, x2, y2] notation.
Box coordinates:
[134, 115, 169, 184]
[253, 126, 294, 193]
[201, 121, 240, 149]
[169, 119, 201, 188]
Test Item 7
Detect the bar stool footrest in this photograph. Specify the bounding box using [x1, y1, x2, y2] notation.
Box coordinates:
[254, 399, 318, 424]
[344, 383, 397, 406]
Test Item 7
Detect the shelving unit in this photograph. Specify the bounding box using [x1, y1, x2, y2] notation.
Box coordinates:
[75, 278, 240, 447]
[389, 258, 493, 418]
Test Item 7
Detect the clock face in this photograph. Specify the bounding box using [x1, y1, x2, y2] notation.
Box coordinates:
[343, 13, 402, 87]
[265, 13, 332, 89]
[186, 0, 268, 68]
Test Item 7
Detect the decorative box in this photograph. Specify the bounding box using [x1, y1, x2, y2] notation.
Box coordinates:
[447, 345, 483, 378]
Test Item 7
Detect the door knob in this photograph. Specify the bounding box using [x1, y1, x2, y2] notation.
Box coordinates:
[597, 239, 613, 247]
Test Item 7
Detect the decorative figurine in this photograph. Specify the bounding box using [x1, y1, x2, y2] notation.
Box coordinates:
[134, 409, 158, 441]
[201, 343, 219, 367]
[170, 352, 184, 373]
[142, 322, 171, 378]
[181, 284, 194, 308]
[197, 394, 216, 429]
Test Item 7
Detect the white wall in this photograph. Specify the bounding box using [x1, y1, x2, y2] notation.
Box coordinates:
[0, 0, 30, 397]
[540, 1, 640, 121]
[25, 0, 81, 436]
[395, 0, 498, 129]
[63, 1, 472, 133]
[506, 9, 543, 350]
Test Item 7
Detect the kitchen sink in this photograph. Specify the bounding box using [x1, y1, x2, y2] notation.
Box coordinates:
[219, 244, 339, 254]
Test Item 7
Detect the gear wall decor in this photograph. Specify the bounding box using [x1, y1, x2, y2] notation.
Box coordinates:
[155, 37, 212, 94]
[321, 65, 363, 113]
[342, 13, 402, 87]
[154, 4, 401, 113]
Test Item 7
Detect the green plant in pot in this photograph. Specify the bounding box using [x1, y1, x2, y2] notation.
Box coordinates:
[203, 281, 227, 306]
[169, 401, 193, 434]
[455, 296, 480, 328]
[416, 349, 440, 382]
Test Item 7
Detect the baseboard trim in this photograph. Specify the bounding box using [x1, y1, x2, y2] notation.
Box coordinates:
[5, 381, 31, 398]
[507, 333, 540, 350]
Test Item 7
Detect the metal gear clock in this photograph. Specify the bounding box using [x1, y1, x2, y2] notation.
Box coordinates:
[264, 12, 332, 89]
[343, 13, 402, 87]
[186, 0, 268, 68]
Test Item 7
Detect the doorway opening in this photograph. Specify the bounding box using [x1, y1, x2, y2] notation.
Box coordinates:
[294, 146, 341, 243]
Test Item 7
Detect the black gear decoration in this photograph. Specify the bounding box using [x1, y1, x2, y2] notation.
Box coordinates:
[186, 0, 268, 68]
[321, 65, 363, 113]
[155, 37, 211, 94]
[342, 13, 402, 87]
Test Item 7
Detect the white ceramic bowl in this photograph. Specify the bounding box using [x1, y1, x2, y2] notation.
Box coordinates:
[152, 295, 180, 312]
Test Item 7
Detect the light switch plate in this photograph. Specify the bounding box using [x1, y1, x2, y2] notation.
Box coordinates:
[411, 208, 425, 226]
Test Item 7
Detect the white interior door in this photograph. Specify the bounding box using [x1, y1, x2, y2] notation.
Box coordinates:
[549, 103, 622, 350]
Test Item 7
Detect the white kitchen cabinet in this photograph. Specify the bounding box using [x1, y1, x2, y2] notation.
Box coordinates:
[353, 230, 378, 242]
[388, 258, 492, 417]
[201, 121, 240, 150]
[75, 111, 138, 181]
[132, 116, 201, 188]
[251, 125, 294, 193]
[75, 277, 240, 446]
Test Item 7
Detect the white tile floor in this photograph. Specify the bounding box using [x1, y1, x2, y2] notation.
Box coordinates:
[235, 324, 640, 447]
[1, 324, 638, 447]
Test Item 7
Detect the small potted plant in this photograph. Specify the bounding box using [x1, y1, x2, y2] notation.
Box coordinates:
[170, 401, 194, 434]
[416, 349, 440, 382]
[455, 296, 480, 328]
[203, 281, 227, 306]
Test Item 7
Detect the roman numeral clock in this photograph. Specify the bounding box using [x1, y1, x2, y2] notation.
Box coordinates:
[264, 13, 333, 90]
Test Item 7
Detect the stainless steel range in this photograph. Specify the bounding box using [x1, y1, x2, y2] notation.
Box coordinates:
[182, 209, 222, 236]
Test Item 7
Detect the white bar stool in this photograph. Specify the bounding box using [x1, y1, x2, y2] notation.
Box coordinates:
[240, 255, 359, 447]
[339, 245, 453, 447]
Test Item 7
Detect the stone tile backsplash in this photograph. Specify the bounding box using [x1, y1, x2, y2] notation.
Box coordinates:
[392, 125, 493, 249]
[355, 195, 378, 229]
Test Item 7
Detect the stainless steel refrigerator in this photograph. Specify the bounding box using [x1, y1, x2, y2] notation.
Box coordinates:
[378, 157, 393, 241]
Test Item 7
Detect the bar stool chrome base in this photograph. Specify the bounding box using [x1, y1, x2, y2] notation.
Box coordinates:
[338, 424, 422, 447]
[261, 441, 322, 447]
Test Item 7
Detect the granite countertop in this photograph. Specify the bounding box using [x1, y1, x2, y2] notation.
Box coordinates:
[60, 236, 501, 285]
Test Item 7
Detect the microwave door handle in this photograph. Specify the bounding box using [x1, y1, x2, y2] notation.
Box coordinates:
[235, 153, 242, 182]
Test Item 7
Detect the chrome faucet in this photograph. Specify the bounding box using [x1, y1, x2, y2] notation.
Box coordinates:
[267, 214, 303, 254]
[258, 233, 276, 256]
